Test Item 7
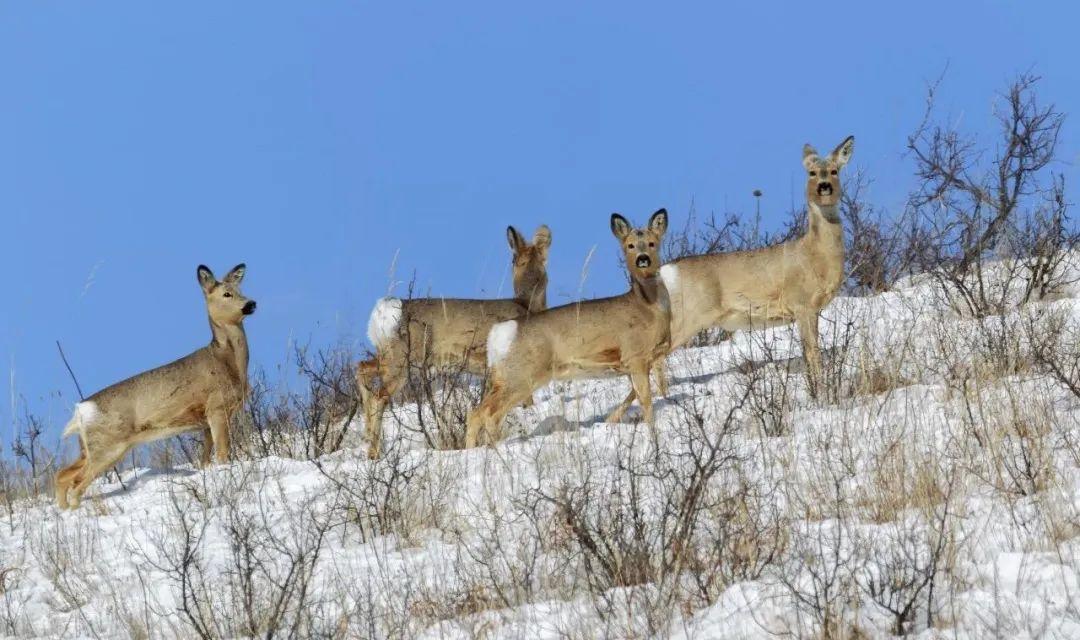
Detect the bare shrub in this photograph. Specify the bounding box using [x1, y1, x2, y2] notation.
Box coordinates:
[0, 563, 34, 638]
[393, 358, 482, 452]
[132, 468, 336, 639]
[905, 73, 1077, 317]
[314, 445, 454, 547]
[515, 384, 752, 636]
[960, 385, 1056, 498]
[855, 473, 960, 635]
[842, 170, 907, 295]
[776, 518, 864, 640]
[1027, 303, 1080, 401]
[231, 343, 360, 461]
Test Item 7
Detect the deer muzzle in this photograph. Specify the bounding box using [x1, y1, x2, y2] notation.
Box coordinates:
[635, 255, 652, 268]
[242, 300, 257, 315]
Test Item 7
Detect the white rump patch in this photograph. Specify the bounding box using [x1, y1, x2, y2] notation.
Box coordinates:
[367, 297, 403, 348]
[487, 320, 518, 367]
[659, 264, 679, 295]
[63, 401, 100, 437]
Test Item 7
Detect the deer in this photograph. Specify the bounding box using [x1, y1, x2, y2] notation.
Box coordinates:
[54, 264, 256, 509]
[617, 136, 854, 408]
[466, 209, 670, 448]
[357, 225, 550, 459]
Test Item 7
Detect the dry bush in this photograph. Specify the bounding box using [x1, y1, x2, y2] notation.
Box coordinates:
[817, 313, 917, 405]
[506, 383, 755, 636]
[958, 385, 1057, 498]
[1027, 303, 1080, 401]
[775, 517, 865, 640]
[854, 504, 958, 636]
[129, 467, 337, 639]
[236, 344, 360, 461]
[842, 171, 903, 295]
[904, 73, 1077, 317]
[392, 359, 482, 452]
[1, 406, 62, 514]
[730, 333, 803, 437]
[314, 445, 455, 548]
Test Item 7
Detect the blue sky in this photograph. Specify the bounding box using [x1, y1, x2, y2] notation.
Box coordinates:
[2, 2, 1078, 444]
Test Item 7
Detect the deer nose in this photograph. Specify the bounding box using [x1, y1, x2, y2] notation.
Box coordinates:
[635, 255, 652, 268]
[817, 182, 833, 196]
[242, 300, 257, 315]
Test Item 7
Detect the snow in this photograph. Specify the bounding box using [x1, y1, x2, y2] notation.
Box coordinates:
[4, 264, 1080, 638]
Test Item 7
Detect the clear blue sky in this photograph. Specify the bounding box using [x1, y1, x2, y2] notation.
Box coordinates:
[2, 2, 1078, 444]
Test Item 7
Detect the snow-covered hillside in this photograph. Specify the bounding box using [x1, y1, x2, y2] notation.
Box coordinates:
[4, 266, 1080, 639]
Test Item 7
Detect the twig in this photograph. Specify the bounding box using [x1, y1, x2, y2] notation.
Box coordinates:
[56, 341, 85, 401]
[56, 340, 128, 490]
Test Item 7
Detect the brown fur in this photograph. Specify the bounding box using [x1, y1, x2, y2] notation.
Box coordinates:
[466, 210, 670, 448]
[628, 136, 854, 403]
[356, 225, 550, 458]
[54, 264, 255, 509]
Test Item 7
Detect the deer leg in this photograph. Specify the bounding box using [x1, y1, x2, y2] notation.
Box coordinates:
[630, 368, 655, 427]
[208, 410, 231, 465]
[356, 358, 385, 459]
[68, 443, 129, 509]
[199, 428, 214, 468]
[358, 351, 407, 460]
[795, 311, 822, 398]
[652, 359, 670, 398]
[606, 380, 638, 423]
[467, 378, 530, 448]
[466, 390, 500, 449]
[55, 449, 87, 509]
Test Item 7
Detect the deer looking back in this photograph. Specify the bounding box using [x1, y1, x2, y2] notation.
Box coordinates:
[466, 209, 670, 448]
[357, 225, 550, 458]
[54, 264, 256, 509]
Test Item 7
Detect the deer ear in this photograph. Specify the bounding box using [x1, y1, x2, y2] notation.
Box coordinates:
[648, 208, 668, 236]
[610, 214, 631, 240]
[197, 265, 216, 292]
[223, 263, 246, 285]
[829, 135, 855, 168]
[506, 226, 526, 254]
[802, 144, 820, 171]
[532, 225, 552, 252]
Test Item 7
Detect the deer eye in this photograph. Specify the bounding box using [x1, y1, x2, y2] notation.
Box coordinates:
[809, 171, 817, 177]
[223, 292, 233, 298]
[628, 243, 635, 249]
[830, 169, 838, 175]
[649, 242, 655, 248]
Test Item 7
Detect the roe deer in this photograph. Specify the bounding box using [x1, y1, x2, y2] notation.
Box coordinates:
[624, 136, 854, 403]
[357, 225, 550, 458]
[54, 264, 256, 509]
[466, 209, 670, 448]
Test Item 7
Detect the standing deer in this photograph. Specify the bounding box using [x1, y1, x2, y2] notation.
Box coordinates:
[466, 209, 670, 448]
[54, 264, 256, 509]
[622, 136, 854, 405]
[357, 225, 550, 458]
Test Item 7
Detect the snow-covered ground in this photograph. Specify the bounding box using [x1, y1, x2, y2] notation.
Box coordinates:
[4, 266, 1080, 639]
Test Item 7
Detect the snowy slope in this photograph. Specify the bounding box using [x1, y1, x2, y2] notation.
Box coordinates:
[4, 268, 1080, 639]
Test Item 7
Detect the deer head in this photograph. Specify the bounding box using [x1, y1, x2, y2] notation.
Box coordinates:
[802, 135, 855, 213]
[610, 208, 668, 282]
[197, 264, 256, 326]
[506, 225, 551, 311]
